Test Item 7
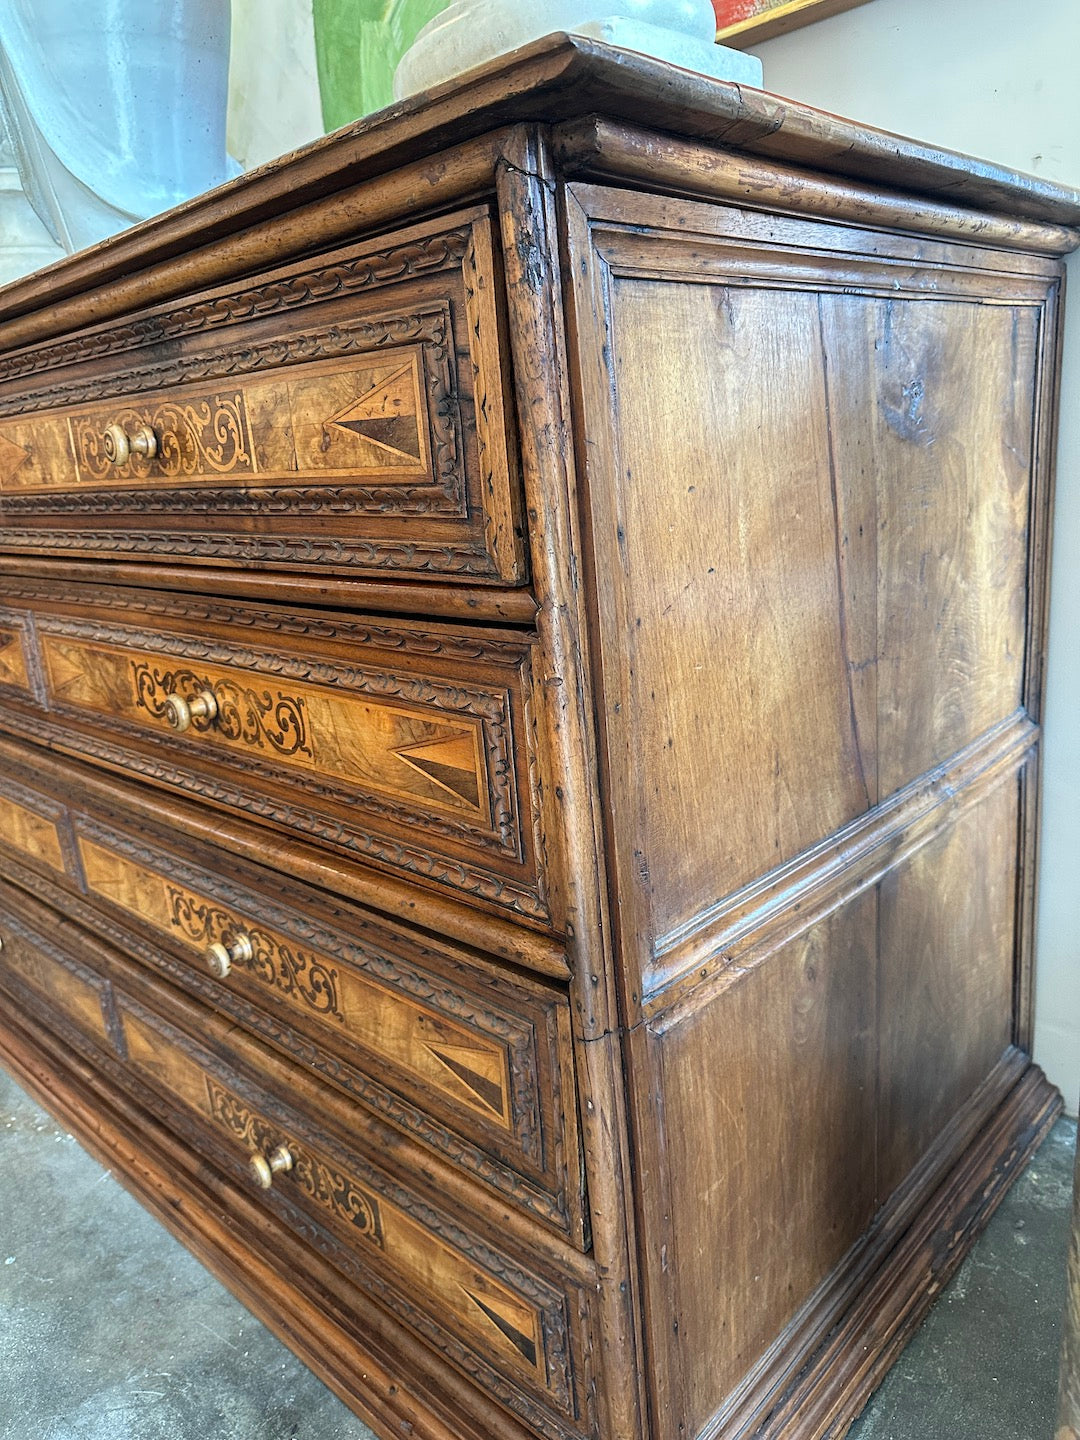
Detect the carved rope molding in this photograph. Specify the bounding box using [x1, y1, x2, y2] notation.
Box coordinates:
[0, 527, 500, 575]
[0, 228, 474, 387]
[35, 610, 525, 858]
[0, 581, 533, 663]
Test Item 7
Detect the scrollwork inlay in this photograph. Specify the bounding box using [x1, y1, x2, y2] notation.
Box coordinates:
[205, 1077, 384, 1246]
[131, 661, 313, 761]
[165, 884, 343, 1023]
[73, 393, 252, 482]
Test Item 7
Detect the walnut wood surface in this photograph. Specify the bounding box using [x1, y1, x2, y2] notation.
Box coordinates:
[0, 209, 526, 587]
[0, 749, 584, 1241]
[0, 35, 1078, 349]
[0, 579, 549, 925]
[0, 52, 1072, 1440]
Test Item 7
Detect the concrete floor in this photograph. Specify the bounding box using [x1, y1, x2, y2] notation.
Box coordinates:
[848, 1112, 1076, 1440]
[0, 1064, 1074, 1440]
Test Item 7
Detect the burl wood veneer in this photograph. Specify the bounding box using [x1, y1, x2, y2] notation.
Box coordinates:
[0, 35, 1075, 1440]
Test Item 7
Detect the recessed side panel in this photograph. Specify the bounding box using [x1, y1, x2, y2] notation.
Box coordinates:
[562, 182, 1051, 1007]
[636, 892, 878, 1437]
[876, 774, 1019, 1199]
[817, 291, 1034, 799]
[563, 184, 1057, 1440]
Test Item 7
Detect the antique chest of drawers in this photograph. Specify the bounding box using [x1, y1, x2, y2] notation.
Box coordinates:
[0, 35, 1077, 1440]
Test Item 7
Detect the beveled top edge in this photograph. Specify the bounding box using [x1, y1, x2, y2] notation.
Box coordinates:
[3, 32, 1079, 330]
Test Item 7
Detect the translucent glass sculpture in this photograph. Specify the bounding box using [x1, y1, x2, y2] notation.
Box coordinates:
[0, 0, 236, 253]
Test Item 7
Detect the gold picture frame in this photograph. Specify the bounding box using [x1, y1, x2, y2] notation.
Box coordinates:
[713, 0, 873, 48]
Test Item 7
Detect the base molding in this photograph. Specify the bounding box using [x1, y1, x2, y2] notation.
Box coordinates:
[708, 1052, 1061, 1440]
[0, 1004, 1060, 1440]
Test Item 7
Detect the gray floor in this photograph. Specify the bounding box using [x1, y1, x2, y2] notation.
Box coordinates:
[848, 1112, 1076, 1440]
[0, 1068, 375, 1440]
[0, 1064, 1074, 1440]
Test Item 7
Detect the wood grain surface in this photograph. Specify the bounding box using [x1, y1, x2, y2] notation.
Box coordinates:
[0, 58, 1072, 1440]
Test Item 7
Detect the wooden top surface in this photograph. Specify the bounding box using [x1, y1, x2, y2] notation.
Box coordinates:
[3, 32, 1079, 329]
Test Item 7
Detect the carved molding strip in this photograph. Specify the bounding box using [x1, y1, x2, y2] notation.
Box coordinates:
[0, 229, 473, 388]
[0, 526, 501, 575]
[0, 580, 534, 664]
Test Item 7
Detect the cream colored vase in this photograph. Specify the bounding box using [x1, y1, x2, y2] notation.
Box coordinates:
[392, 0, 763, 100]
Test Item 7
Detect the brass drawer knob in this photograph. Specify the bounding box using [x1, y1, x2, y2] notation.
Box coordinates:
[205, 931, 253, 980]
[164, 688, 218, 733]
[102, 422, 158, 466]
[250, 1144, 293, 1190]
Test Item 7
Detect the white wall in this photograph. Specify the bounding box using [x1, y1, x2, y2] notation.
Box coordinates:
[751, 0, 1080, 1112]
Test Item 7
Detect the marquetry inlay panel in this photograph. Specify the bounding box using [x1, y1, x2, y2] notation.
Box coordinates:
[0, 351, 436, 494]
[119, 1002, 573, 1408]
[2, 584, 549, 921]
[0, 793, 66, 872]
[0, 211, 526, 584]
[0, 623, 33, 695]
[0, 923, 110, 1044]
[38, 632, 499, 827]
[78, 836, 514, 1129]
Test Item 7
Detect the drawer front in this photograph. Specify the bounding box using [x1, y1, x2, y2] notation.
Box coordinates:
[0, 909, 115, 1049]
[0, 891, 588, 1435]
[0, 210, 524, 585]
[0, 582, 548, 924]
[0, 751, 583, 1242]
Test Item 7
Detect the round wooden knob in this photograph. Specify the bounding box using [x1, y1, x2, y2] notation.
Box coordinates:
[102, 422, 157, 466]
[250, 1144, 293, 1190]
[205, 932, 253, 979]
[163, 689, 218, 733]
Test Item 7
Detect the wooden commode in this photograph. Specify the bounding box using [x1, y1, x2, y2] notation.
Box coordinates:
[0, 36, 1076, 1440]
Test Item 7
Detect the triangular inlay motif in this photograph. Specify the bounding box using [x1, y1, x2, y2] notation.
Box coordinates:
[462, 1289, 538, 1368]
[0, 432, 30, 487]
[392, 732, 481, 809]
[326, 361, 422, 464]
[426, 1042, 506, 1118]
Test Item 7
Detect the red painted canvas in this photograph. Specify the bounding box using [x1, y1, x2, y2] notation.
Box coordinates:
[712, 0, 871, 44]
[713, 0, 777, 24]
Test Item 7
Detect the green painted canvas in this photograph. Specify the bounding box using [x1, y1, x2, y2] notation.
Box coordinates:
[313, 0, 451, 127]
